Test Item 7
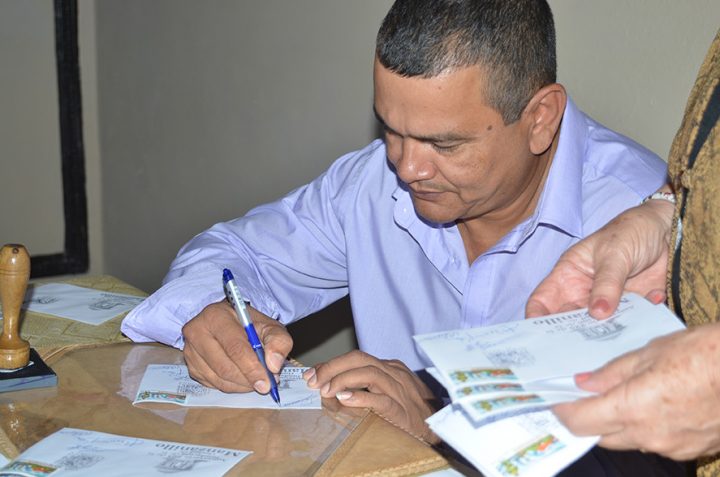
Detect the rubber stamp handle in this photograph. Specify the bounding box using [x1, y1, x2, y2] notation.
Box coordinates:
[0, 244, 31, 369]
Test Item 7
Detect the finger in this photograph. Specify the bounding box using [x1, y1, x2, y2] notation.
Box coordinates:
[206, 316, 276, 393]
[595, 429, 645, 452]
[558, 301, 585, 313]
[554, 353, 648, 437]
[183, 340, 216, 388]
[183, 339, 254, 393]
[578, 349, 644, 394]
[310, 350, 382, 389]
[592, 410, 681, 456]
[526, 295, 587, 317]
[184, 319, 250, 389]
[319, 365, 392, 398]
[303, 367, 318, 386]
[645, 288, 667, 305]
[335, 387, 399, 415]
[552, 393, 626, 437]
[384, 359, 436, 400]
[331, 359, 435, 407]
[183, 302, 269, 390]
[525, 297, 551, 318]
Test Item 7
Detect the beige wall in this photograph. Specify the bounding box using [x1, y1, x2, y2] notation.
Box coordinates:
[551, 0, 719, 161]
[0, 1, 64, 256]
[3, 2, 718, 364]
[94, 1, 393, 296]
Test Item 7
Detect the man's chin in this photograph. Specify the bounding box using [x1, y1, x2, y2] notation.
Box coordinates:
[412, 204, 455, 225]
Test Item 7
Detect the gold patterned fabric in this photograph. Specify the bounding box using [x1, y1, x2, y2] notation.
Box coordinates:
[667, 29, 720, 477]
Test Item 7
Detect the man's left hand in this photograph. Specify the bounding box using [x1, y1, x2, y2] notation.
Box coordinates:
[303, 350, 439, 443]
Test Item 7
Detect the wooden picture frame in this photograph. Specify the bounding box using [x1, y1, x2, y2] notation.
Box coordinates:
[31, 0, 88, 277]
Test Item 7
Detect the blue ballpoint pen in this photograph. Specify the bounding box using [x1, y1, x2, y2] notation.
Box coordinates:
[222, 268, 281, 405]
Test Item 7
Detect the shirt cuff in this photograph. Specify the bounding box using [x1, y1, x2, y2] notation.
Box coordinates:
[121, 271, 224, 349]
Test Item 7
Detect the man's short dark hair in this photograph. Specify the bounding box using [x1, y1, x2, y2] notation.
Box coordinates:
[376, 0, 556, 124]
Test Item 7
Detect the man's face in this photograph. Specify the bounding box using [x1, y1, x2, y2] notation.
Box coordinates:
[373, 59, 537, 225]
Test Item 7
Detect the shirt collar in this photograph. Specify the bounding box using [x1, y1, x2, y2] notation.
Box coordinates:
[532, 96, 585, 239]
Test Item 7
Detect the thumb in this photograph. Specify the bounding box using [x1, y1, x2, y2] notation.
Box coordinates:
[587, 257, 630, 319]
[251, 310, 293, 372]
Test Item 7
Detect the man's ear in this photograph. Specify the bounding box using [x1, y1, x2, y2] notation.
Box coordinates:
[523, 84, 566, 156]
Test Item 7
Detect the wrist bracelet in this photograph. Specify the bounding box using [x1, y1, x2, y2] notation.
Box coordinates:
[642, 191, 676, 205]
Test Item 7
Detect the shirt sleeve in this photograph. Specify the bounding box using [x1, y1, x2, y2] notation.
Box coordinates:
[121, 149, 368, 348]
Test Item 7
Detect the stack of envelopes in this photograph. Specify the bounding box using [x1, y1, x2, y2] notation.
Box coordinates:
[413, 294, 685, 477]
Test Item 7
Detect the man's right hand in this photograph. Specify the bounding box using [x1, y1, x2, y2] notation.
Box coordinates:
[182, 301, 293, 394]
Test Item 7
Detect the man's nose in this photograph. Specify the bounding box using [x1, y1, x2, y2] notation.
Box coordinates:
[393, 140, 436, 183]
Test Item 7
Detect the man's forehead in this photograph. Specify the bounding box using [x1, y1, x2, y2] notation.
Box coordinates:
[373, 60, 493, 117]
[373, 55, 490, 79]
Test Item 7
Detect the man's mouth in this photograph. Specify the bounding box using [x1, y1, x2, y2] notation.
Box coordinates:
[410, 187, 445, 199]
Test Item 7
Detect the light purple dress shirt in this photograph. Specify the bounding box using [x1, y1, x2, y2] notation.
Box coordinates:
[122, 98, 667, 370]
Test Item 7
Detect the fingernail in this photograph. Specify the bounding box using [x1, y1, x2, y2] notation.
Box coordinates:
[321, 383, 331, 397]
[254, 380, 269, 393]
[269, 353, 284, 372]
[336, 391, 353, 401]
[304, 368, 317, 386]
[591, 298, 610, 315]
[648, 290, 665, 304]
[575, 372, 592, 384]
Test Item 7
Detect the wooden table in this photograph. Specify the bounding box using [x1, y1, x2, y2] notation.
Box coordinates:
[1, 277, 450, 476]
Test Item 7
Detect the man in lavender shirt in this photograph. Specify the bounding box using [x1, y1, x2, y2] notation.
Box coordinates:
[122, 0, 666, 445]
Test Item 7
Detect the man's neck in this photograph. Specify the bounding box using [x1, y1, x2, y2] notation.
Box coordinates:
[457, 138, 559, 265]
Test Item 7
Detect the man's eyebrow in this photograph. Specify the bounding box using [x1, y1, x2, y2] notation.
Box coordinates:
[373, 106, 389, 129]
[373, 106, 473, 143]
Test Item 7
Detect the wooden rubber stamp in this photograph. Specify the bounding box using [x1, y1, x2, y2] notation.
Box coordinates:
[0, 244, 57, 391]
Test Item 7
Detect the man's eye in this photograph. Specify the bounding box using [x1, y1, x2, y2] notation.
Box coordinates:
[432, 143, 460, 153]
[384, 127, 399, 138]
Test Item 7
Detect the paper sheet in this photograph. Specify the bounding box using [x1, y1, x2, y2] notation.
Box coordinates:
[0, 428, 250, 476]
[134, 364, 321, 409]
[0, 283, 144, 326]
